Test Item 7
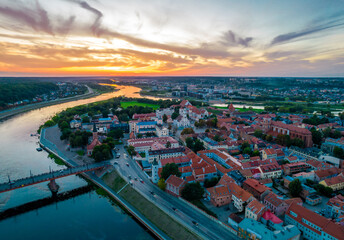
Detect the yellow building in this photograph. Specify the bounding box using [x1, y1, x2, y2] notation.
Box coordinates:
[319, 174, 344, 191]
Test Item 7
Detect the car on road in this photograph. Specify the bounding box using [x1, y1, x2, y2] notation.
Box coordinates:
[140, 179, 144, 183]
[149, 191, 155, 196]
[172, 207, 177, 211]
[192, 221, 198, 226]
[116, 153, 121, 158]
[134, 177, 138, 181]
[128, 175, 132, 179]
[126, 163, 129, 167]
[114, 161, 118, 165]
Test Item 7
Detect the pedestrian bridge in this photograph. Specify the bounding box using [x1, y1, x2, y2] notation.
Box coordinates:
[0, 162, 111, 194]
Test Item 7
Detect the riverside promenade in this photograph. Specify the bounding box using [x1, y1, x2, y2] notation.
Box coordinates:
[40, 127, 170, 240]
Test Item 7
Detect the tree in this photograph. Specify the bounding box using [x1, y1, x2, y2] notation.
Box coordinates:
[243, 147, 252, 155]
[253, 129, 263, 138]
[266, 135, 273, 142]
[193, 139, 205, 153]
[161, 163, 181, 180]
[213, 135, 222, 142]
[289, 179, 303, 197]
[251, 150, 260, 157]
[241, 141, 250, 151]
[333, 147, 344, 159]
[185, 137, 194, 149]
[163, 114, 168, 123]
[108, 129, 123, 139]
[333, 130, 342, 139]
[181, 182, 205, 201]
[59, 121, 69, 130]
[92, 144, 112, 162]
[127, 145, 136, 156]
[204, 177, 220, 188]
[181, 127, 195, 135]
[103, 137, 115, 149]
[172, 112, 179, 120]
[158, 179, 166, 191]
[311, 130, 322, 145]
[82, 116, 90, 123]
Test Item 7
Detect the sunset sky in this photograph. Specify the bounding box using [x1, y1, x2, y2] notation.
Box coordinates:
[0, 0, 344, 77]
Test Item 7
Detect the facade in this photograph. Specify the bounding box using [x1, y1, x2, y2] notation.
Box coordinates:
[147, 147, 185, 163]
[319, 174, 344, 191]
[261, 148, 277, 160]
[165, 175, 186, 197]
[259, 164, 282, 179]
[238, 218, 301, 240]
[264, 192, 289, 216]
[283, 162, 311, 175]
[229, 183, 254, 212]
[325, 194, 344, 219]
[242, 178, 271, 201]
[245, 199, 266, 221]
[285, 202, 344, 240]
[322, 137, 344, 153]
[206, 185, 232, 207]
[86, 124, 102, 156]
[305, 195, 322, 206]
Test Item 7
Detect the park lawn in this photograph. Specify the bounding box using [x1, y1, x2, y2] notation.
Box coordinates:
[120, 101, 160, 110]
[103, 171, 199, 240]
[237, 108, 264, 113]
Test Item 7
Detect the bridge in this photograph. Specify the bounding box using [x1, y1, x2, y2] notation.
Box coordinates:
[0, 162, 111, 195]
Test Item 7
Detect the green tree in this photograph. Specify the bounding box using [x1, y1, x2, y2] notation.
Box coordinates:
[158, 179, 166, 191]
[161, 163, 181, 180]
[204, 177, 220, 188]
[253, 129, 263, 138]
[266, 135, 273, 142]
[181, 182, 205, 201]
[311, 130, 323, 145]
[251, 150, 260, 157]
[289, 179, 303, 197]
[171, 112, 179, 120]
[241, 141, 250, 151]
[243, 147, 252, 155]
[92, 144, 112, 162]
[333, 147, 344, 159]
[103, 137, 115, 149]
[82, 116, 90, 123]
[185, 137, 194, 149]
[108, 129, 124, 139]
[181, 128, 195, 135]
[163, 114, 168, 123]
[59, 121, 69, 130]
[193, 139, 205, 153]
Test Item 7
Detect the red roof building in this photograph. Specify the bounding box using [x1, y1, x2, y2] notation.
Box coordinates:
[242, 178, 271, 201]
[165, 175, 186, 197]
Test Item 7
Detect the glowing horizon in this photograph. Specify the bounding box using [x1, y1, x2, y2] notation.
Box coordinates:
[0, 0, 344, 77]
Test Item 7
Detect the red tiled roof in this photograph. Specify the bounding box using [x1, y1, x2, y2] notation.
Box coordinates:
[243, 178, 270, 194]
[228, 183, 253, 202]
[264, 192, 285, 207]
[324, 175, 344, 186]
[247, 199, 265, 215]
[166, 175, 185, 187]
[262, 209, 283, 224]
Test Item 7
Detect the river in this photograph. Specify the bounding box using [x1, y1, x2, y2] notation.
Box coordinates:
[0, 85, 158, 240]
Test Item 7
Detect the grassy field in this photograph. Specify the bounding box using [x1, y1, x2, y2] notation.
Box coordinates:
[120, 101, 160, 110]
[212, 106, 264, 113]
[103, 171, 199, 240]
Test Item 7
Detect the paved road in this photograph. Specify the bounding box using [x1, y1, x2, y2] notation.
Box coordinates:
[112, 143, 237, 240]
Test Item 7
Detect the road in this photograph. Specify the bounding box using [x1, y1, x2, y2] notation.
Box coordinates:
[111, 143, 237, 240]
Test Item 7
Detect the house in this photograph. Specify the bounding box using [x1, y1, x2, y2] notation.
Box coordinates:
[325, 194, 344, 218]
[258, 163, 282, 179]
[263, 192, 289, 216]
[228, 213, 243, 234]
[242, 178, 271, 201]
[283, 162, 311, 175]
[165, 175, 186, 197]
[261, 210, 283, 229]
[206, 185, 231, 207]
[315, 168, 342, 182]
[245, 199, 266, 221]
[193, 166, 217, 182]
[285, 202, 344, 240]
[238, 218, 301, 240]
[229, 183, 254, 212]
[319, 174, 344, 191]
[261, 148, 277, 160]
[70, 119, 81, 129]
[305, 195, 322, 206]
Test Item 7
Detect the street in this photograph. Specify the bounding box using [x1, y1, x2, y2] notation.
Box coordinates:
[110, 143, 237, 240]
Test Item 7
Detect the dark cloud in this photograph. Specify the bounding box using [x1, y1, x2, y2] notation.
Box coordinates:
[222, 30, 253, 47]
[271, 13, 344, 45]
[70, 0, 103, 35]
[0, 2, 53, 35]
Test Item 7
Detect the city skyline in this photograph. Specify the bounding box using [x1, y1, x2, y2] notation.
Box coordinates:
[0, 0, 344, 77]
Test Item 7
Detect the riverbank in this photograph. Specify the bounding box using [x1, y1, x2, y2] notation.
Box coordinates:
[0, 86, 99, 121]
[39, 127, 171, 240]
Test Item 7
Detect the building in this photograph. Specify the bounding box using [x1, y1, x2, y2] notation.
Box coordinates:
[70, 119, 81, 129]
[173, 115, 191, 129]
[245, 199, 266, 221]
[206, 185, 232, 207]
[165, 175, 186, 197]
[261, 210, 283, 229]
[238, 218, 301, 240]
[325, 194, 344, 219]
[242, 178, 271, 201]
[261, 148, 277, 160]
[259, 164, 282, 179]
[263, 192, 289, 216]
[305, 195, 322, 206]
[86, 123, 101, 156]
[319, 174, 344, 191]
[283, 162, 311, 175]
[147, 147, 185, 163]
[229, 183, 254, 212]
[285, 202, 344, 240]
[127, 136, 178, 153]
[156, 126, 169, 137]
[192, 165, 217, 182]
[322, 137, 344, 153]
